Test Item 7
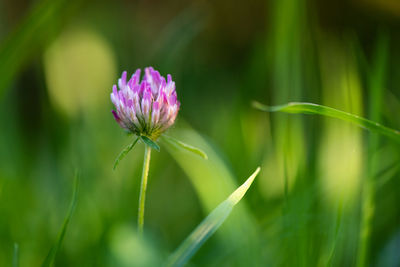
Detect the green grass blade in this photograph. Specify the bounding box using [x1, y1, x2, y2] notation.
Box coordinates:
[161, 135, 208, 160]
[41, 172, 80, 267]
[113, 137, 140, 170]
[163, 127, 259, 265]
[325, 204, 343, 266]
[140, 136, 160, 151]
[375, 162, 400, 188]
[13, 243, 19, 267]
[253, 101, 400, 143]
[0, 0, 77, 98]
[166, 167, 260, 267]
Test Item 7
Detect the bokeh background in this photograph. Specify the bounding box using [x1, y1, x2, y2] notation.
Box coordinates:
[1, 0, 400, 266]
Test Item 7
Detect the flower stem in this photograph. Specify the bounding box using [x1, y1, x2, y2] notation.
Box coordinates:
[138, 145, 151, 234]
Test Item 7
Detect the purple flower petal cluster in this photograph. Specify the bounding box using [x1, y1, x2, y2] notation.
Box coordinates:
[111, 67, 180, 140]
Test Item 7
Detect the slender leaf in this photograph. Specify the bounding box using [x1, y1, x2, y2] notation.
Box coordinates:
[140, 136, 160, 151]
[13, 243, 19, 267]
[166, 167, 260, 267]
[41, 172, 80, 267]
[113, 137, 139, 170]
[161, 135, 208, 159]
[325, 204, 343, 266]
[253, 101, 400, 143]
[164, 128, 259, 265]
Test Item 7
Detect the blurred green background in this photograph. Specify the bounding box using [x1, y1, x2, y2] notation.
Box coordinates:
[1, 0, 400, 266]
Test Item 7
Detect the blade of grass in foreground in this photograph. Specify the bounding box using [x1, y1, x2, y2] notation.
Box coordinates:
[41, 172, 80, 267]
[253, 102, 400, 143]
[166, 167, 260, 267]
[164, 128, 259, 265]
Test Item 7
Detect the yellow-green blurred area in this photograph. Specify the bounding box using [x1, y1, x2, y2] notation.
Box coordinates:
[1, 0, 400, 266]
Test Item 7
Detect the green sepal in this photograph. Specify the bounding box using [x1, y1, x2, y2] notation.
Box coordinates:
[140, 136, 160, 151]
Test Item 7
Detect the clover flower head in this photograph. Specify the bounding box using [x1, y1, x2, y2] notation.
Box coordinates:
[111, 67, 180, 140]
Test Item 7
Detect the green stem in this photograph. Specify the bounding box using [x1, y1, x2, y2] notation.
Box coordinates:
[357, 181, 374, 267]
[138, 145, 152, 234]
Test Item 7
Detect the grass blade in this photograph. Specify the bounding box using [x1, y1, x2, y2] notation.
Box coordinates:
[113, 137, 140, 170]
[140, 136, 160, 151]
[163, 127, 259, 265]
[253, 101, 400, 143]
[166, 167, 260, 267]
[13, 243, 19, 267]
[41, 172, 80, 267]
[375, 162, 400, 188]
[161, 135, 208, 159]
[0, 0, 79, 98]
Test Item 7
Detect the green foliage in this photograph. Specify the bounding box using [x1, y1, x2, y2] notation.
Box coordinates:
[1, 0, 400, 266]
[140, 136, 160, 151]
[0, 0, 78, 97]
[163, 128, 259, 265]
[113, 137, 139, 170]
[12, 243, 18, 267]
[166, 167, 260, 267]
[253, 101, 400, 143]
[41, 173, 80, 267]
[161, 135, 208, 160]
